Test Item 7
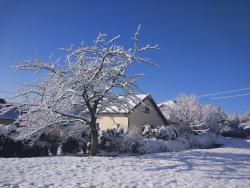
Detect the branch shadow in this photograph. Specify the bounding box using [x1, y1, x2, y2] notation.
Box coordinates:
[142, 144, 250, 181]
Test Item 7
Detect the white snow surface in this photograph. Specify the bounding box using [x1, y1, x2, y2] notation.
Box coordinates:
[1, 137, 250, 188]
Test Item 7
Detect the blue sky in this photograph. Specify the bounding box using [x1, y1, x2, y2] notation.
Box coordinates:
[0, 0, 249, 114]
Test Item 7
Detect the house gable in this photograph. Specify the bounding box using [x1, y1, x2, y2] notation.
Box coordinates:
[128, 96, 167, 132]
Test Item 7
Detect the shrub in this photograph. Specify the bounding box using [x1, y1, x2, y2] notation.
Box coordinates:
[155, 125, 179, 140]
[221, 128, 248, 138]
[61, 137, 80, 154]
[0, 124, 17, 136]
[99, 128, 142, 153]
[120, 130, 142, 153]
[99, 128, 125, 152]
[187, 132, 216, 148]
[0, 125, 25, 157]
[136, 136, 190, 154]
[23, 123, 90, 155]
[142, 125, 179, 141]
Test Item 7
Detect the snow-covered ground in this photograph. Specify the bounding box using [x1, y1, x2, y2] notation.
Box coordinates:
[0, 137, 250, 188]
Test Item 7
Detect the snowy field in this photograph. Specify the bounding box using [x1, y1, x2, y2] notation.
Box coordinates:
[0, 137, 250, 188]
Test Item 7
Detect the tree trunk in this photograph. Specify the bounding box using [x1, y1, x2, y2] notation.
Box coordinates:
[90, 117, 98, 156]
[90, 128, 98, 156]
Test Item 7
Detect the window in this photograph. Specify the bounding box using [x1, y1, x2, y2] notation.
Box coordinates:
[117, 124, 120, 129]
[143, 106, 150, 113]
[96, 123, 100, 130]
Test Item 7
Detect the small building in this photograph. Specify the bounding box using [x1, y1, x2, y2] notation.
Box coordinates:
[97, 94, 167, 132]
[0, 98, 19, 125]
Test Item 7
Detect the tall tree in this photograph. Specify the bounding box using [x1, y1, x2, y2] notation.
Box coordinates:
[5, 26, 158, 155]
[162, 94, 207, 134]
[202, 104, 224, 134]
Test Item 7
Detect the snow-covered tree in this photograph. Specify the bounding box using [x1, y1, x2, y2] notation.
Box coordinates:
[162, 94, 206, 134]
[241, 107, 250, 123]
[227, 114, 240, 128]
[4, 26, 158, 156]
[202, 104, 224, 134]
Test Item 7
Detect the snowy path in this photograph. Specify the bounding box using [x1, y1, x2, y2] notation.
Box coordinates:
[0, 138, 250, 188]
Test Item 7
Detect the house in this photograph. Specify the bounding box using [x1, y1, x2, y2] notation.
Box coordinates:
[97, 94, 168, 132]
[0, 98, 19, 125]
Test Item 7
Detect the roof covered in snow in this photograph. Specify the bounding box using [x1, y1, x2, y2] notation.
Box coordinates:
[158, 100, 177, 108]
[99, 94, 149, 114]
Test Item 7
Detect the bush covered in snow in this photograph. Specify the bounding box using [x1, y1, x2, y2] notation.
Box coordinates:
[61, 137, 81, 154]
[120, 130, 142, 153]
[142, 125, 179, 140]
[0, 125, 20, 157]
[98, 127, 216, 155]
[25, 123, 90, 155]
[138, 137, 190, 154]
[99, 128, 125, 152]
[0, 123, 91, 157]
[187, 132, 217, 148]
[99, 128, 142, 153]
[221, 126, 248, 138]
[0, 124, 17, 136]
[127, 132, 217, 155]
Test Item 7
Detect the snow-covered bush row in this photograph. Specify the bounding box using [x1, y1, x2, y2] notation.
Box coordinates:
[99, 128, 125, 152]
[187, 132, 217, 149]
[138, 133, 216, 154]
[0, 125, 26, 157]
[99, 128, 217, 154]
[120, 131, 142, 153]
[0, 123, 91, 157]
[138, 137, 190, 154]
[0, 124, 17, 136]
[142, 125, 179, 141]
[221, 126, 248, 139]
[99, 128, 142, 153]
[24, 123, 91, 155]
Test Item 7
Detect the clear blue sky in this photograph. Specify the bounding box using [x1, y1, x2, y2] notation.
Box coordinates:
[0, 0, 249, 114]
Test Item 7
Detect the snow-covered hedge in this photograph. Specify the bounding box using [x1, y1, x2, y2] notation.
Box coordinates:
[0, 124, 17, 136]
[187, 132, 217, 148]
[138, 137, 190, 154]
[137, 133, 216, 154]
[22, 123, 91, 155]
[99, 128, 217, 155]
[142, 125, 179, 141]
[99, 128, 125, 152]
